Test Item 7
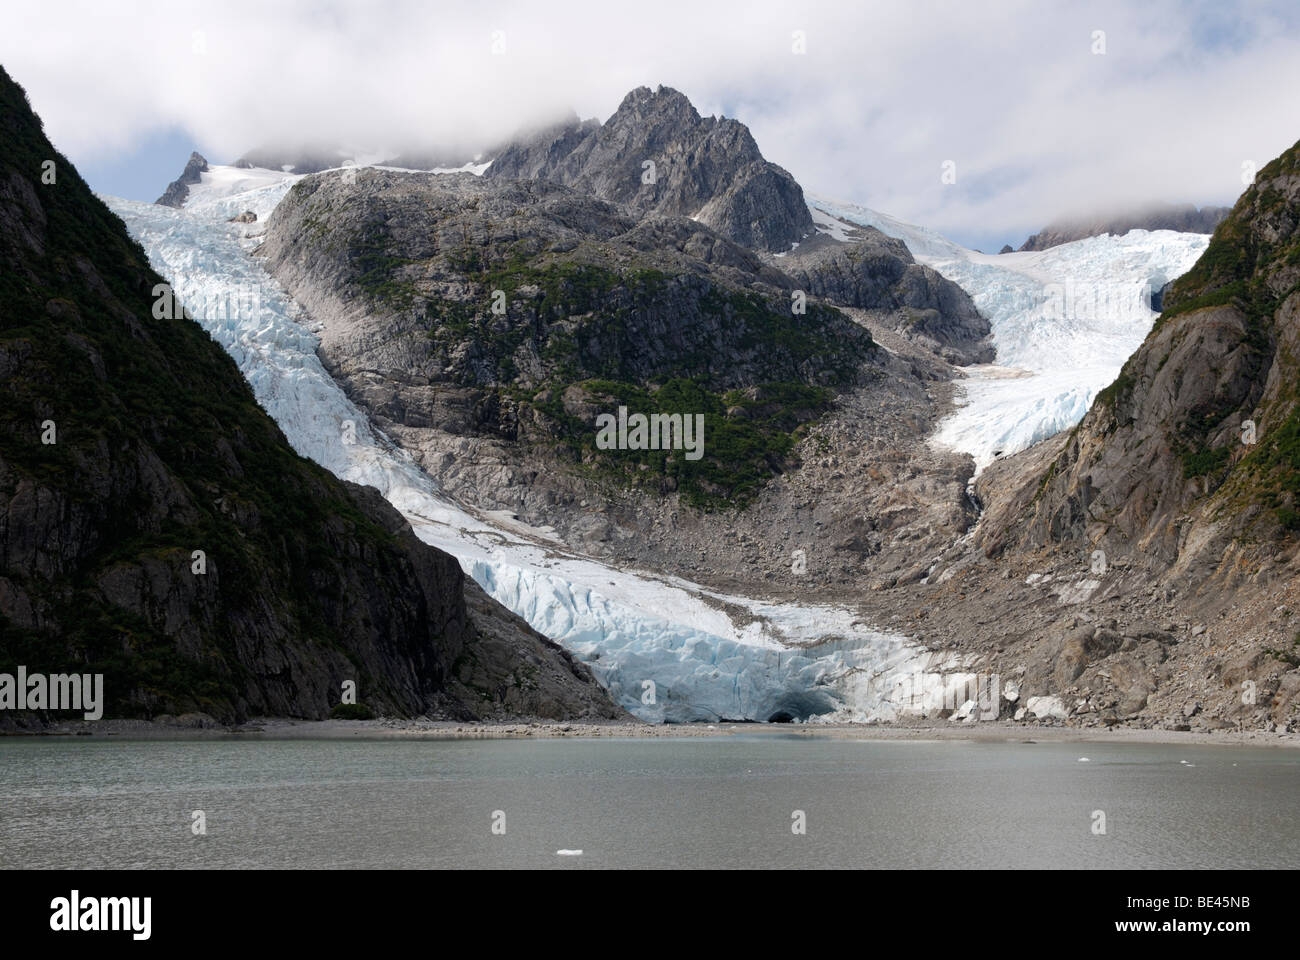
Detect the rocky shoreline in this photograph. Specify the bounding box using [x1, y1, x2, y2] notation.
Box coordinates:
[8, 714, 1298, 748]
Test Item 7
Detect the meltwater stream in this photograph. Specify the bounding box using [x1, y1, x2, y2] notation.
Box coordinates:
[103, 171, 948, 724]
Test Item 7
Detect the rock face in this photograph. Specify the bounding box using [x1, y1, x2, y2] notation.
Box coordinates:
[258, 168, 875, 512]
[981, 137, 1300, 572]
[1018, 202, 1231, 251]
[782, 232, 994, 364]
[154, 151, 208, 207]
[226, 83, 1298, 732]
[485, 86, 815, 253]
[934, 137, 1300, 734]
[254, 162, 984, 633]
[0, 66, 621, 725]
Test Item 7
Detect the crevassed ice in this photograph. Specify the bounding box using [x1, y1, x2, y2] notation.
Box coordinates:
[103, 167, 939, 723]
[807, 195, 1210, 471]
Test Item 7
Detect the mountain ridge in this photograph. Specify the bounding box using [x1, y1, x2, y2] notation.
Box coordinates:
[130, 81, 1300, 733]
[0, 64, 621, 726]
[1018, 202, 1231, 252]
[484, 85, 816, 253]
[155, 150, 208, 207]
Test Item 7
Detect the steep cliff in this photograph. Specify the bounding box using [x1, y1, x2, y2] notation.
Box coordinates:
[0, 66, 621, 725]
[981, 138, 1300, 573]
[155, 151, 208, 207]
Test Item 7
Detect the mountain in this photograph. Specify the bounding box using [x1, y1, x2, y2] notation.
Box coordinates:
[1018, 202, 1231, 251]
[110, 171, 947, 725]
[123, 84, 1298, 731]
[215, 85, 817, 254]
[250, 86, 988, 521]
[0, 65, 621, 726]
[247, 160, 987, 692]
[965, 137, 1300, 727]
[233, 146, 351, 175]
[780, 230, 993, 364]
[124, 85, 1003, 722]
[485, 86, 815, 253]
[985, 139, 1300, 566]
[155, 151, 208, 207]
[257, 168, 877, 514]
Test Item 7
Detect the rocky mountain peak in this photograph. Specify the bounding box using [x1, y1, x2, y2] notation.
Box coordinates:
[485, 84, 813, 253]
[615, 84, 696, 116]
[154, 150, 208, 207]
[605, 85, 730, 139]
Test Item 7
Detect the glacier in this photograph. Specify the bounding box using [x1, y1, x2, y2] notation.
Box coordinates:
[808, 195, 1210, 471]
[102, 165, 968, 724]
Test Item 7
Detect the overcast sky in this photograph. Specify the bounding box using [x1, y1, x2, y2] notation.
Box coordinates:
[4, 0, 1300, 251]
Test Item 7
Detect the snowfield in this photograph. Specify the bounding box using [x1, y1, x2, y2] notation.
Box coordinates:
[104, 166, 967, 724]
[808, 195, 1210, 471]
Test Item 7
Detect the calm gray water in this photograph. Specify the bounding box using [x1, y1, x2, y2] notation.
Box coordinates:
[1, 735, 1297, 869]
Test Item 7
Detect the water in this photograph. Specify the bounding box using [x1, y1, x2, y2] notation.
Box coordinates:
[2, 736, 1297, 869]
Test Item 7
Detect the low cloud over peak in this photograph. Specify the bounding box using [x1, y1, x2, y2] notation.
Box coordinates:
[6, 0, 1300, 249]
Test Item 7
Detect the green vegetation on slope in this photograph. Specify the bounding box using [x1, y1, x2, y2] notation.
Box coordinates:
[527, 377, 835, 510]
[417, 254, 871, 509]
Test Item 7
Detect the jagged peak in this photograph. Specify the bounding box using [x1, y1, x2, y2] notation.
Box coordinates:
[608, 84, 703, 128]
[154, 150, 209, 207]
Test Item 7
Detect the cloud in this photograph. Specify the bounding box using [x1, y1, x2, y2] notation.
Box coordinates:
[4, 0, 1299, 247]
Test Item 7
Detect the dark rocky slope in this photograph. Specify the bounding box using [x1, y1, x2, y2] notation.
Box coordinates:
[780, 232, 993, 364]
[258, 168, 879, 512]
[0, 66, 621, 725]
[486, 86, 815, 253]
